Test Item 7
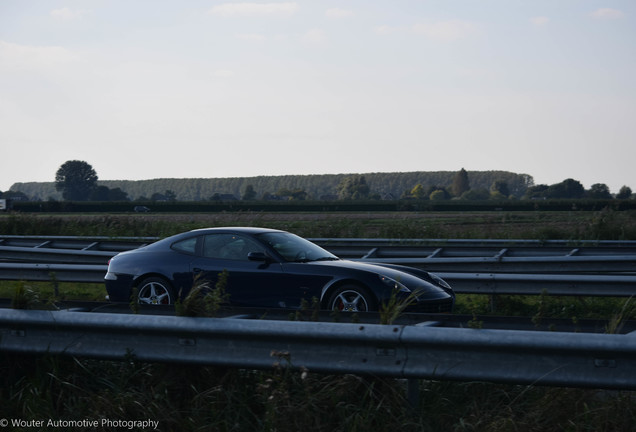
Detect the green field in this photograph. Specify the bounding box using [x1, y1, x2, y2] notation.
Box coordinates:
[2, 208, 636, 239]
[2, 210, 636, 431]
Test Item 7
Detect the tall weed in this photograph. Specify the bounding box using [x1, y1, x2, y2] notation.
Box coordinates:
[3, 353, 635, 432]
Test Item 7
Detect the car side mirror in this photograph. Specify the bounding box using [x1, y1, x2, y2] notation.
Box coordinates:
[248, 251, 269, 262]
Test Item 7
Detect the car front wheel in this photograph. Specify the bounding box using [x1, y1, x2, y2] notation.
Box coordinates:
[137, 277, 173, 305]
[327, 285, 376, 312]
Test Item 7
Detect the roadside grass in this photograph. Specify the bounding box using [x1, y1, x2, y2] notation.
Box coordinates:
[0, 281, 105, 304]
[3, 280, 633, 323]
[454, 293, 636, 321]
[2, 352, 636, 432]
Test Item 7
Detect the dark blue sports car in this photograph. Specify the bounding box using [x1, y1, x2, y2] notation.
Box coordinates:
[105, 227, 454, 313]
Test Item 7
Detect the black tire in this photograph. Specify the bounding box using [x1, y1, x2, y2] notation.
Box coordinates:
[136, 276, 174, 305]
[327, 285, 376, 312]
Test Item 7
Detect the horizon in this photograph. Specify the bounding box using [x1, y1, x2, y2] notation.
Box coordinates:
[8, 169, 628, 200]
[5, 166, 633, 194]
[11, 168, 533, 185]
[1, 1, 634, 193]
[7, 168, 632, 195]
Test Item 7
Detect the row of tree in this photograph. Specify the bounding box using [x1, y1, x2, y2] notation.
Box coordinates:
[6, 162, 535, 201]
[1, 161, 633, 203]
[398, 170, 634, 202]
[524, 180, 632, 200]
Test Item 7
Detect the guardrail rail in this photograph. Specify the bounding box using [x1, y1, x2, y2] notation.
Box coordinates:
[1, 308, 635, 390]
[1, 236, 635, 296]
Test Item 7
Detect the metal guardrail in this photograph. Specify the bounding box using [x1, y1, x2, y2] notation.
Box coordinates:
[0, 245, 114, 264]
[1, 236, 635, 296]
[324, 238, 636, 273]
[8, 236, 633, 253]
[3, 243, 636, 274]
[315, 237, 636, 253]
[0, 235, 156, 251]
[2, 236, 634, 392]
[1, 263, 636, 296]
[355, 255, 636, 274]
[0, 236, 153, 265]
[0, 263, 107, 283]
[1, 308, 635, 390]
[2, 236, 636, 273]
[435, 272, 636, 296]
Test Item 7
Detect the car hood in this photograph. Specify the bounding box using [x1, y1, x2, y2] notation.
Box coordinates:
[304, 258, 409, 273]
[305, 259, 436, 285]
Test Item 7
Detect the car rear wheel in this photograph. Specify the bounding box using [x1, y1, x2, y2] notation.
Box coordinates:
[327, 285, 376, 312]
[137, 277, 173, 305]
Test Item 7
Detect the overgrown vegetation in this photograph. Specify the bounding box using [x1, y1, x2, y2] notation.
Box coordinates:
[10, 281, 40, 309]
[0, 281, 105, 304]
[2, 352, 635, 432]
[379, 287, 422, 325]
[175, 270, 231, 317]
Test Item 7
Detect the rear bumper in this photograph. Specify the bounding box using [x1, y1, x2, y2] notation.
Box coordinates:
[104, 274, 134, 302]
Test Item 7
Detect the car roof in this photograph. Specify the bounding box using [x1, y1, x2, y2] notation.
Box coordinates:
[187, 227, 284, 235]
[145, 227, 286, 250]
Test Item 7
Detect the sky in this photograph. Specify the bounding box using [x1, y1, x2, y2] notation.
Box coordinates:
[1, 1, 635, 194]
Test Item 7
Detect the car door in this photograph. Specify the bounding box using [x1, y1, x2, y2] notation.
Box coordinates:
[189, 233, 307, 308]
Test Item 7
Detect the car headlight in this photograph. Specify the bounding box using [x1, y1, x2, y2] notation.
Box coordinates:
[430, 273, 451, 290]
[378, 275, 411, 293]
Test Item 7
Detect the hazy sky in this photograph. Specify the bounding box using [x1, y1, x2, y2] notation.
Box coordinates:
[1, 1, 634, 193]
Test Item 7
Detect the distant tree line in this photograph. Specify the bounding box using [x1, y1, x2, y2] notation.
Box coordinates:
[1, 161, 633, 203]
[524, 180, 632, 200]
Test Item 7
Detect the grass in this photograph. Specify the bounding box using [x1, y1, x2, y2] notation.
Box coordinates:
[1, 208, 636, 240]
[175, 270, 231, 317]
[5, 279, 633, 322]
[2, 352, 635, 432]
[454, 293, 636, 321]
[0, 280, 105, 304]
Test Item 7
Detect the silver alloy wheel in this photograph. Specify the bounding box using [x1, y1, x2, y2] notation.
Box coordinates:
[330, 289, 370, 312]
[137, 277, 172, 305]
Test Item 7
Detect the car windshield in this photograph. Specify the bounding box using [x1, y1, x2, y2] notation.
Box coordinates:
[257, 232, 339, 262]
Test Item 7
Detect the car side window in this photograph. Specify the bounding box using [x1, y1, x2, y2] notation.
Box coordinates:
[171, 237, 198, 255]
[202, 234, 263, 261]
